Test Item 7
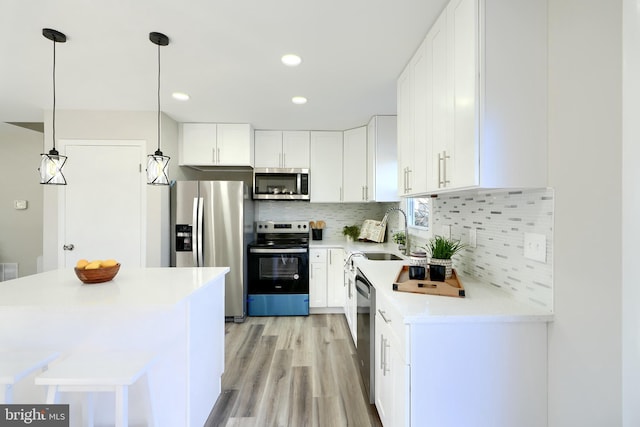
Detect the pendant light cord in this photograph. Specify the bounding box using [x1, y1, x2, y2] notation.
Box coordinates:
[156, 42, 161, 154]
[52, 37, 57, 152]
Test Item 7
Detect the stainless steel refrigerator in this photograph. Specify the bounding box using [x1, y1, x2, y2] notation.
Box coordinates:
[171, 181, 254, 322]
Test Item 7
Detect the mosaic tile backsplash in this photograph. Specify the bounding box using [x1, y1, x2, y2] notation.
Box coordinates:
[255, 201, 397, 241]
[425, 188, 554, 311]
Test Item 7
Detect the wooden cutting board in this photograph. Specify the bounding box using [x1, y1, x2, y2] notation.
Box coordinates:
[392, 265, 465, 298]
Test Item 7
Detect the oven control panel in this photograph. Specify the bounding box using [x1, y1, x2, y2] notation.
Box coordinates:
[255, 221, 309, 233]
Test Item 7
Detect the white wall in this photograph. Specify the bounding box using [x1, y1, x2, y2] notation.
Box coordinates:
[0, 123, 43, 276]
[622, 0, 640, 425]
[548, 1, 622, 425]
[41, 110, 177, 270]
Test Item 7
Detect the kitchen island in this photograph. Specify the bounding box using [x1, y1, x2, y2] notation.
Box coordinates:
[0, 267, 229, 427]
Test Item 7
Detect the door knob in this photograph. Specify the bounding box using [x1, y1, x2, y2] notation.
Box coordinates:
[63, 244, 75, 251]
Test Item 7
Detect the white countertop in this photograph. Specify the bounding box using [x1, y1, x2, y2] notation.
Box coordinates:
[354, 258, 553, 324]
[310, 238, 403, 253]
[0, 267, 229, 308]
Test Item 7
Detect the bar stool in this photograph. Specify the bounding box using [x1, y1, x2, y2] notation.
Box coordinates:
[0, 350, 59, 403]
[35, 351, 156, 427]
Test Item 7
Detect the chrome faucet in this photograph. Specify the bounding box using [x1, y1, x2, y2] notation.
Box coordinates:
[381, 207, 410, 256]
[344, 251, 368, 268]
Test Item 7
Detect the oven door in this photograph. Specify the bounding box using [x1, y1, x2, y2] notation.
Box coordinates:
[248, 247, 309, 293]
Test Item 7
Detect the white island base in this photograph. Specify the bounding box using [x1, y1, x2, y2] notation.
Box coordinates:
[0, 267, 229, 427]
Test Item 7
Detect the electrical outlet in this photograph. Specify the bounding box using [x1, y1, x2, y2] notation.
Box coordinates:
[441, 225, 451, 239]
[524, 233, 546, 262]
[13, 200, 27, 210]
[469, 228, 477, 248]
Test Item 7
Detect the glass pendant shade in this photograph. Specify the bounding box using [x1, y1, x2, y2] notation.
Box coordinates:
[39, 149, 67, 185]
[146, 150, 170, 185]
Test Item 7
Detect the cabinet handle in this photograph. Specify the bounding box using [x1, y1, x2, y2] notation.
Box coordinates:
[378, 309, 391, 324]
[438, 152, 444, 188]
[365, 185, 368, 201]
[443, 151, 450, 185]
[283, 152, 286, 168]
[380, 335, 386, 370]
[213, 148, 216, 164]
[340, 187, 343, 201]
[383, 340, 391, 375]
[407, 168, 412, 192]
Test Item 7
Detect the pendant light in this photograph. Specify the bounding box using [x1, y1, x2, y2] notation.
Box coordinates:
[39, 28, 67, 185]
[146, 32, 170, 185]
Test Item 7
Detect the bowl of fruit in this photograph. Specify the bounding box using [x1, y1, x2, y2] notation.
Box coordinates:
[74, 259, 120, 284]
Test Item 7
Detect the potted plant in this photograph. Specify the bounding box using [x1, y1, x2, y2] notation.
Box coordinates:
[342, 225, 361, 242]
[392, 231, 406, 251]
[424, 235, 466, 279]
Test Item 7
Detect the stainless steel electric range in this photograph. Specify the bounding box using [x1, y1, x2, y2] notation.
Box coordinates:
[247, 220, 310, 316]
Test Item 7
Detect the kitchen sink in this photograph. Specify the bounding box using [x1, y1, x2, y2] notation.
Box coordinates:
[362, 252, 404, 261]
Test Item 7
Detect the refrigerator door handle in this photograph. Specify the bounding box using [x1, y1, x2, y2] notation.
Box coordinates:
[197, 197, 204, 266]
[192, 197, 199, 267]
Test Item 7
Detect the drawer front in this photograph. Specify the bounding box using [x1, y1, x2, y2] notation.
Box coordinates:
[310, 248, 327, 263]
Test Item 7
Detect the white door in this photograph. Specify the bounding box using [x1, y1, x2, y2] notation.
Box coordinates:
[60, 141, 145, 268]
[310, 131, 343, 202]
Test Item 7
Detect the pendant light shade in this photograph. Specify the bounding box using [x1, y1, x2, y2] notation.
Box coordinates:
[147, 31, 170, 185]
[40, 28, 67, 185]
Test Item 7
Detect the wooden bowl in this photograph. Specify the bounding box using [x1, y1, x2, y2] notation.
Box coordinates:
[74, 263, 120, 284]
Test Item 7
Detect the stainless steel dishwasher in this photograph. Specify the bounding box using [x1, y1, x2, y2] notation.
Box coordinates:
[355, 268, 375, 404]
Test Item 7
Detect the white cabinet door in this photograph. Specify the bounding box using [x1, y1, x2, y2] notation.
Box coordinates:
[397, 66, 413, 197]
[327, 249, 345, 308]
[375, 314, 392, 425]
[310, 131, 343, 203]
[180, 123, 217, 165]
[254, 130, 283, 168]
[216, 123, 253, 166]
[342, 126, 368, 202]
[427, 9, 450, 191]
[411, 38, 429, 196]
[282, 131, 310, 168]
[255, 130, 310, 168]
[397, 39, 428, 197]
[309, 249, 328, 308]
[367, 116, 399, 202]
[447, 0, 477, 189]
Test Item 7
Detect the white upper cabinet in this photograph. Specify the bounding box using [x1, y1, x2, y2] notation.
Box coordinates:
[342, 126, 368, 202]
[400, 0, 548, 195]
[397, 38, 429, 197]
[310, 131, 344, 203]
[254, 130, 310, 168]
[179, 123, 254, 167]
[282, 131, 310, 168]
[367, 116, 399, 202]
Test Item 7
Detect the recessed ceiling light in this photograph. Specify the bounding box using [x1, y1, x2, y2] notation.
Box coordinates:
[292, 96, 307, 105]
[281, 54, 302, 67]
[172, 92, 190, 101]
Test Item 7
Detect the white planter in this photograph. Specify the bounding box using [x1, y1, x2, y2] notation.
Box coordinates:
[429, 258, 453, 279]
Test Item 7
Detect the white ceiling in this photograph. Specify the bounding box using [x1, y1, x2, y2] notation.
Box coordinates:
[1, 0, 448, 131]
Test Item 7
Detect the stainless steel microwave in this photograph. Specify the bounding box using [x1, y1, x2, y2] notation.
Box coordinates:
[253, 168, 310, 200]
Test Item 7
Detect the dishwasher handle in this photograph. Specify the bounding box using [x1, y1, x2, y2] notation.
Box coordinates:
[355, 274, 372, 298]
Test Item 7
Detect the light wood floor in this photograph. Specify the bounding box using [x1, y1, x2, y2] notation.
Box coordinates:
[204, 314, 382, 427]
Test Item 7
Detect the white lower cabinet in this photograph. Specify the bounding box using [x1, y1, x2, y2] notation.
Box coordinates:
[327, 249, 345, 307]
[309, 248, 345, 310]
[344, 264, 357, 345]
[309, 249, 328, 308]
[374, 287, 548, 427]
[375, 291, 408, 427]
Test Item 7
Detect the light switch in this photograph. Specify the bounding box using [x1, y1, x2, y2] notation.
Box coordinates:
[524, 233, 546, 262]
[468, 228, 477, 248]
[13, 200, 28, 210]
